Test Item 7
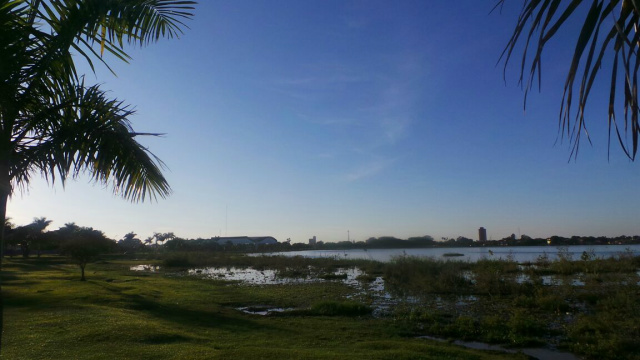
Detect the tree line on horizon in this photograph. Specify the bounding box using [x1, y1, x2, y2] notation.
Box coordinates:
[2, 217, 179, 258]
[291, 234, 640, 250]
[6, 217, 640, 258]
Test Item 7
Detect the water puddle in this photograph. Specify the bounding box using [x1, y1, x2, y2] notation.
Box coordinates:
[189, 267, 290, 284]
[236, 306, 294, 315]
[185, 266, 395, 317]
[455, 295, 478, 307]
[512, 273, 585, 286]
[420, 336, 581, 360]
[184, 266, 378, 286]
[128, 265, 494, 316]
[173, 266, 394, 313]
[131, 264, 396, 315]
[130, 265, 161, 272]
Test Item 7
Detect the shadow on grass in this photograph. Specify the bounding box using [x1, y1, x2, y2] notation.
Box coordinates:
[140, 333, 193, 344]
[3, 289, 65, 308]
[4, 256, 69, 268]
[92, 280, 281, 334]
[5, 281, 286, 343]
[2, 270, 27, 282]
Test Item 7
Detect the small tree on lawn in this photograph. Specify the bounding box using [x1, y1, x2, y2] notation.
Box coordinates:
[60, 227, 115, 281]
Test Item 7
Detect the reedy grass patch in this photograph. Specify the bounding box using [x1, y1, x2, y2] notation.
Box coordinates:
[308, 300, 372, 316]
[382, 254, 640, 359]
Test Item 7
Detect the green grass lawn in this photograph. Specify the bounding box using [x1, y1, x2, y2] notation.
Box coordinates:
[1, 256, 527, 360]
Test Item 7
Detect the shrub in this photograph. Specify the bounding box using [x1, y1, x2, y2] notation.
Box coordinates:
[536, 294, 570, 313]
[59, 227, 116, 281]
[163, 254, 193, 267]
[507, 310, 546, 346]
[383, 256, 471, 296]
[309, 300, 372, 316]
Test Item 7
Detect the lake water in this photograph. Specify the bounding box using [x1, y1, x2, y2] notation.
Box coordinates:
[257, 244, 640, 263]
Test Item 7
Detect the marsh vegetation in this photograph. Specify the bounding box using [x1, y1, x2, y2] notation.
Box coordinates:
[384, 250, 640, 359]
[148, 248, 640, 359]
[4, 248, 640, 359]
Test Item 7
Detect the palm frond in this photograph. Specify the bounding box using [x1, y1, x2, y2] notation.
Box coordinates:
[1, 0, 193, 200]
[48, 0, 196, 62]
[499, 0, 640, 160]
[14, 83, 171, 202]
[16, 0, 195, 103]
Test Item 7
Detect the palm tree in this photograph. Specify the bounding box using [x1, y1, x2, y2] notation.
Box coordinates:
[0, 0, 196, 350]
[121, 231, 140, 243]
[29, 217, 51, 232]
[153, 231, 174, 247]
[117, 231, 143, 252]
[498, 0, 640, 160]
[26, 216, 52, 257]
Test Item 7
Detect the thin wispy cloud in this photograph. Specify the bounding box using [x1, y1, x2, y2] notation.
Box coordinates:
[344, 157, 395, 182]
[317, 152, 336, 159]
[274, 74, 364, 86]
[267, 69, 366, 103]
[379, 117, 410, 144]
[310, 117, 360, 127]
[270, 54, 422, 175]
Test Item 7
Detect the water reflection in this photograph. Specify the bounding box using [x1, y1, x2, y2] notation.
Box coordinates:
[255, 244, 640, 263]
[130, 264, 160, 272]
[188, 267, 285, 284]
[236, 306, 293, 315]
[420, 336, 580, 360]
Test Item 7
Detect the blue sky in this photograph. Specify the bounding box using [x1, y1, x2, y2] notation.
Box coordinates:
[9, 1, 640, 242]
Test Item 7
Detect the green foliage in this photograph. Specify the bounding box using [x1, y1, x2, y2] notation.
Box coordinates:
[567, 306, 640, 360]
[0, 0, 197, 205]
[480, 315, 509, 343]
[535, 293, 570, 313]
[319, 273, 348, 280]
[365, 236, 436, 248]
[506, 310, 545, 346]
[117, 232, 144, 253]
[162, 254, 194, 268]
[383, 250, 640, 358]
[6, 217, 55, 258]
[308, 300, 372, 317]
[59, 227, 116, 280]
[384, 256, 472, 296]
[473, 258, 522, 297]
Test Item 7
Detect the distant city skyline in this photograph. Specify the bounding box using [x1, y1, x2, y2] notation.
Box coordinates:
[7, 1, 640, 243]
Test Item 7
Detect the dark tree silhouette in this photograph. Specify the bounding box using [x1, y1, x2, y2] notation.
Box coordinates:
[0, 0, 195, 351]
[118, 232, 144, 253]
[59, 227, 115, 281]
[153, 232, 175, 247]
[6, 217, 52, 257]
[28, 217, 52, 257]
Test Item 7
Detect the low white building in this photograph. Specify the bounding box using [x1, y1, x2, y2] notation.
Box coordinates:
[213, 236, 278, 246]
